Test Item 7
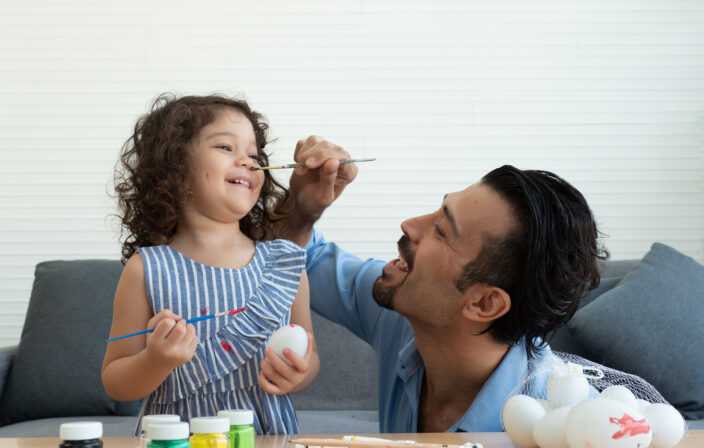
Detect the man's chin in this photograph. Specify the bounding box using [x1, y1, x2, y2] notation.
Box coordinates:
[372, 276, 397, 310]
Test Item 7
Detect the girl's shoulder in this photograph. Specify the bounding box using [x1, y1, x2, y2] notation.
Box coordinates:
[119, 251, 146, 281]
[135, 244, 169, 256]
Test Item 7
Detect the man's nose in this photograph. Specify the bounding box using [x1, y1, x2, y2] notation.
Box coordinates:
[400, 212, 434, 243]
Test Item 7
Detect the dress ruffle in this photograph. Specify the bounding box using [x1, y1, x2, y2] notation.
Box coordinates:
[146, 239, 306, 403]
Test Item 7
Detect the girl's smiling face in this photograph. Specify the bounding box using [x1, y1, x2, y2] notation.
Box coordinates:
[185, 107, 265, 225]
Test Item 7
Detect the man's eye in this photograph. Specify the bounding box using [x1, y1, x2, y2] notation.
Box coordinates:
[434, 224, 446, 239]
[216, 145, 232, 152]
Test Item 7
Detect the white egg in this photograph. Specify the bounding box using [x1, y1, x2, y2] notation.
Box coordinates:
[532, 406, 571, 448]
[536, 398, 552, 413]
[600, 385, 638, 411]
[547, 369, 590, 408]
[502, 394, 546, 448]
[636, 398, 652, 414]
[265, 324, 308, 365]
[643, 403, 685, 448]
[566, 398, 652, 448]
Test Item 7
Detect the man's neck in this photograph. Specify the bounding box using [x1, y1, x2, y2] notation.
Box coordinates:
[413, 326, 510, 432]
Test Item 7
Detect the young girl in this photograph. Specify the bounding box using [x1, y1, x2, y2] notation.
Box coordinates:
[102, 93, 319, 434]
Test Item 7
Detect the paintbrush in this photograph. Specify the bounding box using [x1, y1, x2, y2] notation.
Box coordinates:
[252, 157, 376, 171]
[288, 437, 482, 448]
[106, 308, 246, 342]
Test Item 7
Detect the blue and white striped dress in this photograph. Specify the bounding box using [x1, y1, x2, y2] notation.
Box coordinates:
[136, 239, 305, 434]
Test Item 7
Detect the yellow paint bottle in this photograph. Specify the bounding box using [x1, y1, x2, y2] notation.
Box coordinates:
[189, 417, 229, 448]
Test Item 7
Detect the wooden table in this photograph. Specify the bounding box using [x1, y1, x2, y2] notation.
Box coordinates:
[0, 431, 702, 448]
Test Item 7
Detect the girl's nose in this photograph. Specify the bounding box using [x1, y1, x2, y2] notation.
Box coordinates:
[236, 155, 257, 170]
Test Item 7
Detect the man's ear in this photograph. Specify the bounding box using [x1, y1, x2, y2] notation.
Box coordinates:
[461, 285, 511, 322]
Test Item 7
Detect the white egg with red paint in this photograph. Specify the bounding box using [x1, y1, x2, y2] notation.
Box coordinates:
[265, 324, 308, 365]
[566, 398, 652, 448]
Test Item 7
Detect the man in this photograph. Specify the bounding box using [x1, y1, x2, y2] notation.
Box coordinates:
[270, 136, 607, 432]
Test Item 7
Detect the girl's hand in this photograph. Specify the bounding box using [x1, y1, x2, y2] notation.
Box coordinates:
[258, 332, 314, 395]
[145, 310, 199, 369]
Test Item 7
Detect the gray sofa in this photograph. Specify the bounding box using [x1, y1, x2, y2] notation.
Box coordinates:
[1, 243, 703, 437]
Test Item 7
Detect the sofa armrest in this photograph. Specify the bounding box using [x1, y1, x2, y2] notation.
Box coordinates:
[0, 345, 18, 399]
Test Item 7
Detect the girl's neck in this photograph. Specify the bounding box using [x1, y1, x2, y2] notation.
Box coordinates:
[169, 218, 256, 269]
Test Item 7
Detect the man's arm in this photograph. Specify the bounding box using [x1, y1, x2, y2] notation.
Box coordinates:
[268, 135, 358, 246]
[304, 228, 387, 344]
[267, 136, 386, 341]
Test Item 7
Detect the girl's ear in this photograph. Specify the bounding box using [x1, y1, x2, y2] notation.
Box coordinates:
[461, 285, 511, 323]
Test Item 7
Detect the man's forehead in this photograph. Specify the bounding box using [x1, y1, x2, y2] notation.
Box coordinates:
[444, 184, 515, 237]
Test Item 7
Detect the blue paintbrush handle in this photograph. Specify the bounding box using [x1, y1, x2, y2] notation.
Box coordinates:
[105, 328, 155, 342]
[106, 313, 218, 342]
[184, 313, 217, 324]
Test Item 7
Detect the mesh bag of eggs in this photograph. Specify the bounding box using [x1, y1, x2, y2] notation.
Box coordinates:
[501, 351, 687, 448]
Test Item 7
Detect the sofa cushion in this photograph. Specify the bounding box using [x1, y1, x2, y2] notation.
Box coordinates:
[291, 313, 378, 411]
[0, 415, 139, 437]
[0, 260, 142, 426]
[567, 243, 704, 419]
[548, 276, 621, 358]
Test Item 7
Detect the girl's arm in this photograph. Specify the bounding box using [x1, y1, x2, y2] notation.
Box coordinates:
[259, 270, 320, 394]
[101, 254, 199, 401]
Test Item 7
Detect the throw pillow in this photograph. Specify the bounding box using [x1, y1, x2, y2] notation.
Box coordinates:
[0, 260, 142, 426]
[567, 243, 704, 419]
[548, 276, 621, 358]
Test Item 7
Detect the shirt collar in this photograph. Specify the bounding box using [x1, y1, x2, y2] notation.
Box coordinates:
[395, 336, 553, 433]
[397, 337, 424, 381]
[451, 340, 531, 432]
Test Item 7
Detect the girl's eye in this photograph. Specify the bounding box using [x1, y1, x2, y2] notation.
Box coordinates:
[249, 154, 261, 164]
[216, 145, 232, 152]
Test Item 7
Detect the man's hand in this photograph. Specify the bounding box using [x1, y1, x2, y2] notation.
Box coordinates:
[258, 332, 315, 395]
[144, 310, 198, 369]
[270, 136, 358, 245]
[290, 135, 358, 220]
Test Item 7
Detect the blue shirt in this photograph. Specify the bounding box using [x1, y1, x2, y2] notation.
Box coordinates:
[305, 229, 559, 432]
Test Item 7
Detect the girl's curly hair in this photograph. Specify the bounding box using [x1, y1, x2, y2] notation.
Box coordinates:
[114, 93, 288, 263]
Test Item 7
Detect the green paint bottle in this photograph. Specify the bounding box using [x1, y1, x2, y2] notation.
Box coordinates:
[141, 414, 181, 448]
[218, 410, 255, 448]
[147, 422, 190, 448]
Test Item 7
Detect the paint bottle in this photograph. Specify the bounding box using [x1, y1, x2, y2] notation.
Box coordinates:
[189, 417, 229, 448]
[140, 414, 181, 448]
[147, 422, 190, 448]
[59, 422, 103, 448]
[217, 410, 255, 448]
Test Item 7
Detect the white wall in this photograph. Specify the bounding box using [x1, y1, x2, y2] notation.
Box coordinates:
[1, 0, 703, 347]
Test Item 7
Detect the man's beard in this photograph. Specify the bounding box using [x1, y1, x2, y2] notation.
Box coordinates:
[372, 276, 399, 310]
